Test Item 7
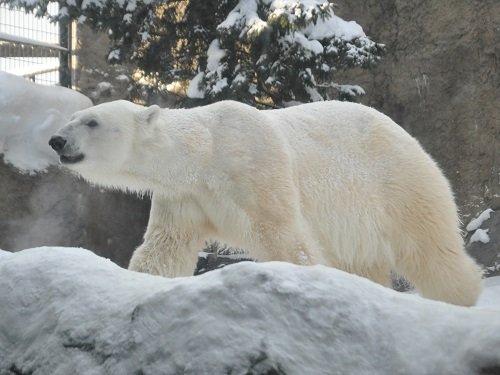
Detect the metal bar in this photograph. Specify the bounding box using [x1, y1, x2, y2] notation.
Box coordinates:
[0, 41, 60, 57]
[8, 62, 59, 77]
[0, 31, 67, 51]
[58, 18, 70, 87]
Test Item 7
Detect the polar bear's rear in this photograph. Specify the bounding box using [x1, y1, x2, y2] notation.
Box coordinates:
[50, 100, 483, 306]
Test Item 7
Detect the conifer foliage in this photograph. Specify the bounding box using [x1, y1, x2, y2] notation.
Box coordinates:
[3, 0, 384, 107]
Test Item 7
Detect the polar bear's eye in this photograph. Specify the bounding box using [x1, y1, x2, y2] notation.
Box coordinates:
[87, 120, 98, 128]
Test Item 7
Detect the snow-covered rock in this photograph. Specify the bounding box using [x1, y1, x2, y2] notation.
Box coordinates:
[478, 276, 500, 309]
[0, 72, 92, 172]
[1, 247, 499, 375]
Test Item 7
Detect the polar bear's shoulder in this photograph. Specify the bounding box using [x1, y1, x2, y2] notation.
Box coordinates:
[190, 99, 382, 120]
[197, 100, 261, 117]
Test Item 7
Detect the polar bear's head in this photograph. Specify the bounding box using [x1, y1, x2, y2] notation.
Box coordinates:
[49, 100, 160, 178]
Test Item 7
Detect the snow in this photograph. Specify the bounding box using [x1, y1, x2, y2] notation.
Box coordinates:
[281, 31, 324, 55]
[123, 13, 132, 23]
[0, 72, 92, 172]
[218, 0, 368, 42]
[303, 14, 366, 40]
[125, 0, 136, 12]
[218, 0, 268, 37]
[269, 0, 330, 24]
[205, 39, 229, 94]
[466, 208, 494, 245]
[96, 81, 112, 91]
[207, 39, 226, 72]
[1, 247, 500, 374]
[107, 48, 120, 61]
[487, 262, 500, 274]
[335, 83, 366, 97]
[305, 86, 323, 101]
[470, 228, 491, 244]
[211, 77, 229, 94]
[115, 74, 130, 82]
[478, 276, 500, 308]
[467, 208, 494, 232]
[186, 71, 205, 99]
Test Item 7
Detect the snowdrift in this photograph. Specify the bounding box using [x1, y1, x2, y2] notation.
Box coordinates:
[0, 72, 92, 172]
[0, 247, 499, 375]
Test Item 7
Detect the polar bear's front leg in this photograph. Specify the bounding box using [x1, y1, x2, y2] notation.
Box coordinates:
[128, 228, 200, 277]
[128, 194, 212, 277]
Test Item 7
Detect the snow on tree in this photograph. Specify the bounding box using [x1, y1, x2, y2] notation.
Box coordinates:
[2, 0, 384, 107]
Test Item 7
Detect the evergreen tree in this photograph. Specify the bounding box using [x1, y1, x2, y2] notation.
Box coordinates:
[3, 0, 384, 107]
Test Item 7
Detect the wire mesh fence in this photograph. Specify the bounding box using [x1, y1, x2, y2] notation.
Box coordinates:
[0, 3, 69, 86]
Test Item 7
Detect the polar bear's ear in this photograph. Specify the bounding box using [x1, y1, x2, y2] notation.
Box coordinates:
[137, 104, 161, 125]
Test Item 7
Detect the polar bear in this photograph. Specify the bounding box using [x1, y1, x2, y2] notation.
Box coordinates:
[49, 99, 482, 306]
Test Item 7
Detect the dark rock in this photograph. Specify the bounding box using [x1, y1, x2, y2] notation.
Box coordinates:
[0, 160, 149, 268]
[335, 1, 500, 218]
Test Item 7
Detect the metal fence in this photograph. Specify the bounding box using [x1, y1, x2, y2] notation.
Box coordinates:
[0, 3, 70, 86]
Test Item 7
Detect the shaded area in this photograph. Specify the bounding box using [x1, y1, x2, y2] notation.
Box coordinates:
[0, 160, 149, 267]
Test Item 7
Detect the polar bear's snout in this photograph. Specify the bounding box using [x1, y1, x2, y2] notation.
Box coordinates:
[49, 135, 67, 153]
[48, 134, 85, 164]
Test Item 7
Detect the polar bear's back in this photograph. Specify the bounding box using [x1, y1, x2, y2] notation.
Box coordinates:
[205, 100, 442, 207]
[263, 101, 431, 191]
[207, 100, 419, 164]
[268, 101, 414, 154]
[258, 101, 454, 268]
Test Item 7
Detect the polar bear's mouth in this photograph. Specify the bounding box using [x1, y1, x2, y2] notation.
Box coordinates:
[60, 153, 84, 164]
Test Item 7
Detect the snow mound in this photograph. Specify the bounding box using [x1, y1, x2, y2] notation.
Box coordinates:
[0, 72, 92, 173]
[1, 248, 500, 374]
[478, 276, 500, 309]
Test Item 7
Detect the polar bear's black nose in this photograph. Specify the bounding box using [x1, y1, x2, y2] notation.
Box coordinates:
[49, 136, 67, 153]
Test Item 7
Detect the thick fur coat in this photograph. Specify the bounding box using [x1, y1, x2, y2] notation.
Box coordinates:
[51, 100, 483, 306]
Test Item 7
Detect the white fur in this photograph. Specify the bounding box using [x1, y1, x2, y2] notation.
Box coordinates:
[54, 100, 483, 306]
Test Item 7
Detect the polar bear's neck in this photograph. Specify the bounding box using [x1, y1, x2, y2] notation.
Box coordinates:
[115, 108, 215, 197]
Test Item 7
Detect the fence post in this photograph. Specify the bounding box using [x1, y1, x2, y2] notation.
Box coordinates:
[59, 18, 71, 88]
